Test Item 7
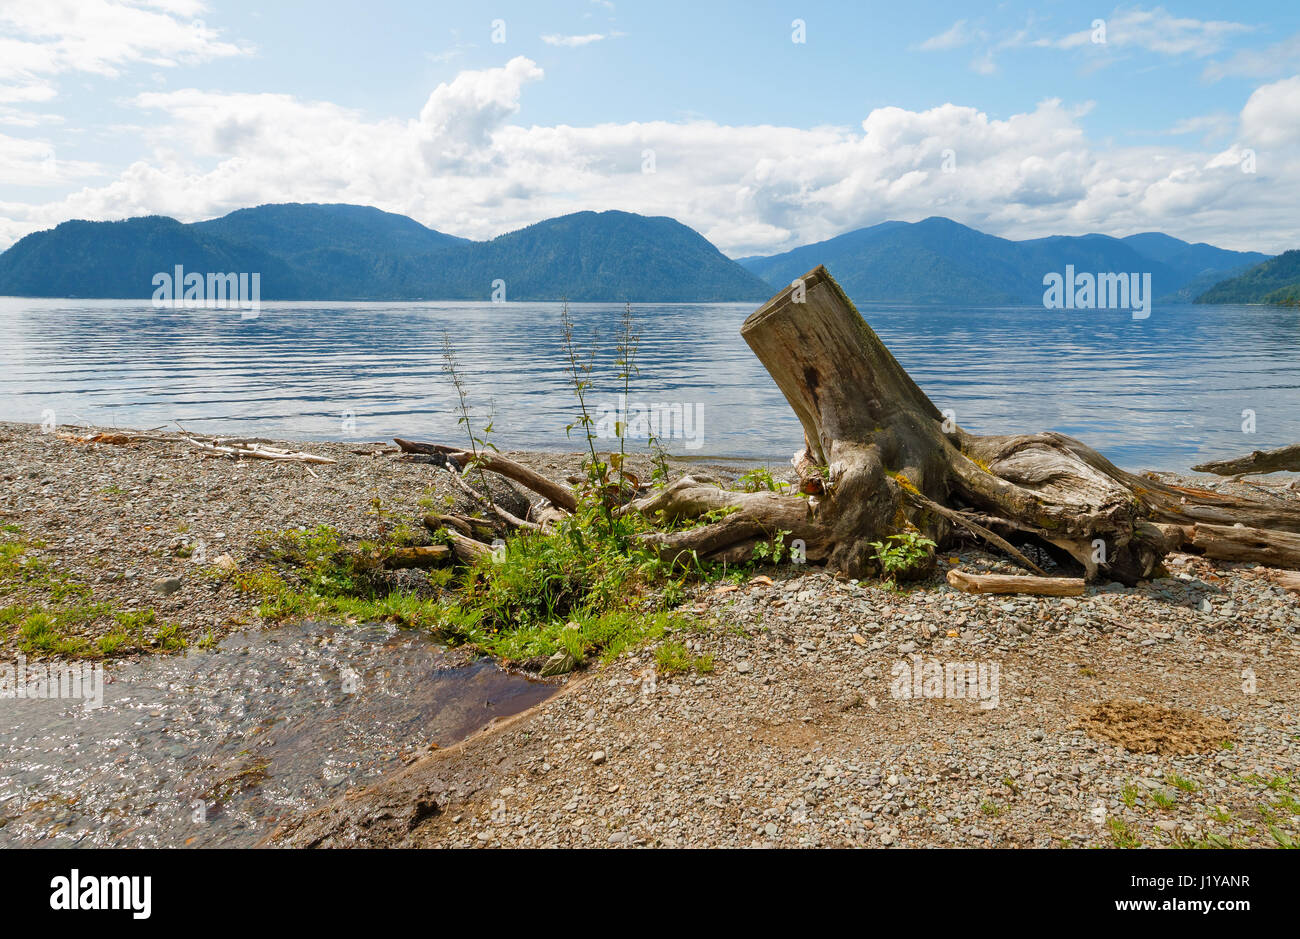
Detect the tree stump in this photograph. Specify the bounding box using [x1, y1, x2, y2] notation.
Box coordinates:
[637, 266, 1300, 583]
[410, 265, 1300, 581]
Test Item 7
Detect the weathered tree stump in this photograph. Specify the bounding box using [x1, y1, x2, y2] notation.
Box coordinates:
[639, 267, 1181, 582]
[410, 265, 1300, 581]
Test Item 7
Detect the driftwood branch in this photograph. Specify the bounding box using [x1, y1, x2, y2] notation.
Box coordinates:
[383, 545, 451, 568]
[899, 486, 1047, 576]
[946, 569, 1086, 596]
[1190, 523, 1300, 569]
[1268, 570, 1300, 594]
[403, 266, 1300, 588]
[394, 438, 577, 512]
[425, 513, 496, 540]
[442, 530, 494, 563]
[438, 465, 543, 531]
[1192, 443, 1300, 476]
[181, 436, 336, 465]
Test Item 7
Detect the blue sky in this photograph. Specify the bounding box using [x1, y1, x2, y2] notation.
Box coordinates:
[2, 1, 1299, 254]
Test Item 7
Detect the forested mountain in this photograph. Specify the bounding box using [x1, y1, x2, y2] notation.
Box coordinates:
[739, 218, 1269, 305]
[1195, 250, 1300, 305]
[0, 205, 773, 302]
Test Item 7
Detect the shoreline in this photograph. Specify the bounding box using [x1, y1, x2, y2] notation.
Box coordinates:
[2, 419, 1298, 849]
[0, 418, 728, 661]
[271, 556, 1299, 849]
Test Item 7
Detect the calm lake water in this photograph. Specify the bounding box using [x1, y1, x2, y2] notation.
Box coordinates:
[1, 298, 1297, 471]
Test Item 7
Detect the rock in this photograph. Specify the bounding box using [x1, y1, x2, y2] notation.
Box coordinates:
[153, 576, 182, 596]
[735, 661, 752, 674]
[211, 553, 237, 572]
[591, 750, 606, 765]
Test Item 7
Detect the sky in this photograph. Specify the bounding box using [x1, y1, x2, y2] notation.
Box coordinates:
[1, 0, 1299, 255]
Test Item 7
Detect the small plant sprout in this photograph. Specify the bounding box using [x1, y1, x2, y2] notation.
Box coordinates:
[867, 531, 937, 582]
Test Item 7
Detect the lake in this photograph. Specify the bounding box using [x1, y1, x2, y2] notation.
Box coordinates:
[1, 298, 1296, 471]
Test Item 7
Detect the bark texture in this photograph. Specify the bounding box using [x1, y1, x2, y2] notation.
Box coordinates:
[1192, 443, 1300, 476]
[633, 267, 1300, 582]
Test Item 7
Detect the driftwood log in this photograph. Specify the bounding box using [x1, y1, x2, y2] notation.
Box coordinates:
[945, 570, 1085, 596]
[1190, 523, 1300, 568]
[1192, 443, 1300, 476]
[407, 266, 1300, 581]
[627, 267, 1300, 581]
[1270, 570, 1300, 594]
[383, 545, 451, 568]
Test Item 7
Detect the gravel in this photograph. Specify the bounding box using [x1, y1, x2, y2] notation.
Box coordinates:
[4, 420, 1297, 849]
[274, 553, 1299, 849]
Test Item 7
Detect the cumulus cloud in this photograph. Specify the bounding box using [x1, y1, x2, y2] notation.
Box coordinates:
[1239, 75, 1300, 148]
[415, 56, 544, 168]
[2, 59, 1298, 256]
[0, 131, 99, 186]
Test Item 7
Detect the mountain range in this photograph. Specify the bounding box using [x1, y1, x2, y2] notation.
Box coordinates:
[0, 205, 773, 302]
[1193, 249, 1300, 305]
[0, 203, 1278, 304]
[737, 217, 1270, 305]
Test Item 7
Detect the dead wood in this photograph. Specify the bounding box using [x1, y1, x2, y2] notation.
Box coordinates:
[394, 438, 576, 511]
[1192, 443, 1300, 476]
[405, 266, 1300, 586]
[945, 569, 1086, 596]
[384, 545, 451, 568]
[443, 531, 494, 564]
[181, 436, 336, 465]
[1190, 523, 1300, 570]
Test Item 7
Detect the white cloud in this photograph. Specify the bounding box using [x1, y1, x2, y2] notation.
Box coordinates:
[1239, 75, 1300, 148]
[970, 51, 997, 75]
[0, 131, 100, 185]
[0, 81, 57, 103]
[1155, 112, 1237, 149]
[540, 33, 606, 47]
[917, 20, 980, 52]
[1052, 6, 1251, 57]
[1204, 31, 1300, 82]
[0, 0, 249, 92]
[1, 61, 1298, 256]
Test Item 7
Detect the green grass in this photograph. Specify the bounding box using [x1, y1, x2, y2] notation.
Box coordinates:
[1107, 817, 1142, 848]
[230, 507, 706, 668]
[654, 640, 715, 675]
[0, 529, 182, 658]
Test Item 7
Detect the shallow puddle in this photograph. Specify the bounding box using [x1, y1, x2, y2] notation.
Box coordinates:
[0, 621, 556, 847]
